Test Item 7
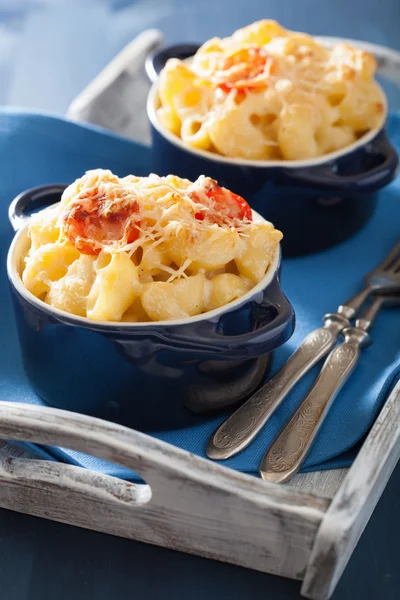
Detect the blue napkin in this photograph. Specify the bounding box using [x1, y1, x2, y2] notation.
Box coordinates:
[0, 108, 399, 480]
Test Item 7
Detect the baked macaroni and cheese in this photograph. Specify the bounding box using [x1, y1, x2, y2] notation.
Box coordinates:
[157, 20, 384, 160]
[21, 169, 282, 322]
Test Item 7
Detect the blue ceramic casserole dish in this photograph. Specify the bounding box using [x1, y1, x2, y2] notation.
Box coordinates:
[146, 43, 399, 257]
[7, 185, 295, 431]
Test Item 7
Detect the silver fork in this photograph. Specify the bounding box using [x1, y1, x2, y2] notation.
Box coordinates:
[260, 292, 400, 483]
[207, 240, 400, 461]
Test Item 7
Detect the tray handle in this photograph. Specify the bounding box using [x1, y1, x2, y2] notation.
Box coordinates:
[0, 401, 177, 506]
[0, 402, 326, 512]
[1, 453, 152, 507]
[0, 402, 331, 582]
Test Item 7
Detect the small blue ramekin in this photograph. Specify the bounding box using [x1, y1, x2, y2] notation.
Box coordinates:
[146, 43, 399, 257]
[7, 185, 295, 431]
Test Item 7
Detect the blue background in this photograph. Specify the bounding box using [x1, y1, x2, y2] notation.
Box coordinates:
[0, 1, 399, 598]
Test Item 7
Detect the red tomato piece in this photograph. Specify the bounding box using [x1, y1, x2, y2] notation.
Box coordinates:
[63, 187, 140, 256]
[191, 180, 252, 225]
[213, 47, 274, 93]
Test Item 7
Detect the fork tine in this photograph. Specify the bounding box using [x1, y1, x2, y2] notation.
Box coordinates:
[379, 239, 400, 271]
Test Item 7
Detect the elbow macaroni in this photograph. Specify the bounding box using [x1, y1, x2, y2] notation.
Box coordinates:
[21, 169, 282, 323]
[157, 20, 385, 161]
[87, 252, 139, 322]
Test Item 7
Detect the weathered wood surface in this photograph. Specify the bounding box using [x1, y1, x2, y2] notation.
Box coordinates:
[301, 379, 400, 600]
[0, 402, 328, 581]
[0, 377, 397, 600]
[0, 440, 346, 500]
[289, 469, 347, 500]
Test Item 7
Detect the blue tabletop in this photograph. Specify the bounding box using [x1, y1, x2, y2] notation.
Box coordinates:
[0, 1, 399, 599]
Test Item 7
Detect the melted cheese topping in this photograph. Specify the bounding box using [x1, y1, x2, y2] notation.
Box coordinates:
[58, 169, 254, 257]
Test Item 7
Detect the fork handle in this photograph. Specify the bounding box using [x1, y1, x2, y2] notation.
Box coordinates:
[206, 313, 349, 460]
[259, 326, 371, 483]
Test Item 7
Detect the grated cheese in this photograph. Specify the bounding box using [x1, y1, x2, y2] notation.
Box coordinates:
[55, 170, 255, 269]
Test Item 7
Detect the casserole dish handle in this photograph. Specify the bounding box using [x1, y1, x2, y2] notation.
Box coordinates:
[168, 275, 295, 359]
[282, 130, 398, 195]
[145, 43, 201, 82]
[9, 184, 69, 232]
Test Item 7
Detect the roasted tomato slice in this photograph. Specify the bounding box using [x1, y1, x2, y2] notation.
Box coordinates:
[213, 47, 274, 93]
[63, 187, 140, 256]
[191, 180, 252, 225]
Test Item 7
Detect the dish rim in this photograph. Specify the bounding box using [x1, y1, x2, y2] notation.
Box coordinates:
[7, 208, 282, 329]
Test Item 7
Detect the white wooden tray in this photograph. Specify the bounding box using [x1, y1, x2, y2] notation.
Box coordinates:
[3, 32, 399, 599]
[0, 380, 398, 600]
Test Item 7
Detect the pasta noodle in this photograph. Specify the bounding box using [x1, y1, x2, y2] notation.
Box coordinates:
[157, 20, 385, 160]
[21, 169, 282, 322]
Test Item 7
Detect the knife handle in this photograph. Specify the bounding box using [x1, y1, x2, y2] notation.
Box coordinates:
[206, 313, 349, 460]
[259, 326, 371, 483]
